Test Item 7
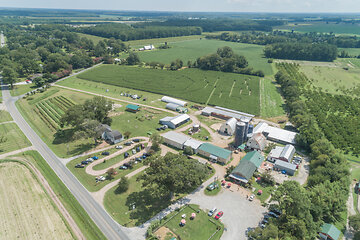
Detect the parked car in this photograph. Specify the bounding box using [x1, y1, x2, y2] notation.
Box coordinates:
[124, 152, 129, 158]
[136, 147, 141, 152]
[269, 208, 282, 216]
[133, 139, 140, 143]
[156, 127, 162, 131]
[101, 151, 110, 156]
[124, 142, 132, 146]
[249, 194, 255, 201]
[141, 144, 145, 149]
[115, 145, 123, 149]
[207, 182, 219, 191]
[75, 164, 84, 168]
[92, 156, 98, 160]
[214, 211, 223, 220]
[208, 207, 217, 216]
[97, 176, 106, 181]
[86, 158, 94, 162]
[119, 165, 128, 170]
[268, 212, 279, 218]
[81, 161, 89, 165]
[132, 149, 136, 154]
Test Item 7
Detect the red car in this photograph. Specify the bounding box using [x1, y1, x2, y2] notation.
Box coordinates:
[214, 211, 223, 220]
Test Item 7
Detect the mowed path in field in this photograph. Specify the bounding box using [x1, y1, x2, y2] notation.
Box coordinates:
[0, 162, 73, 240]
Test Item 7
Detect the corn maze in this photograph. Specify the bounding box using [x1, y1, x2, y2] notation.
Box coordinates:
[35, 96, 76, 130]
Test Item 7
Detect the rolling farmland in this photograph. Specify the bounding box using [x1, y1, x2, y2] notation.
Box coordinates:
[77, 65, 260, 115]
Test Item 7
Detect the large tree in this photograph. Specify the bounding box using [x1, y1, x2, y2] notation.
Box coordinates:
[2, 66, 17, 88]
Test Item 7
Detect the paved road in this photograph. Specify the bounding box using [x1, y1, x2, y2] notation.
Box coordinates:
[1, 83, 133, 240]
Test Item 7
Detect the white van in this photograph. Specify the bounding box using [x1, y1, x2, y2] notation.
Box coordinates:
[208, 207, 217, 216]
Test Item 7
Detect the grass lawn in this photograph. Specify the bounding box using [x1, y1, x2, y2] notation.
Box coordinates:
[10, 83, 37, 96]
[0, 123, 31, 154]
[204, 180, 222, 196]
[104, 172, 175, 227]
[134, 39, 273, 76]
[183, 126, 212, 142]
[160, 204, 224, 240]
[260, 77, 286, 118]
[127, 35, 204, 48]
[77, 65, 260, 115]
[196, 115, 223, 128]
[67, 151, 145, 192]
[351, 165, 360, 214]
[57, 76, 170, 109]
[13, 150, 106, 240]
[16, 87, 96, 158]
[339, 48, 360, 57]
[300, 64, 360, 96]
[0, 110, 12, 123]
[252, 181, 274, 203]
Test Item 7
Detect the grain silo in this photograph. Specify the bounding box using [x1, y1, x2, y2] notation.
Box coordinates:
[235, 121, 246, 147]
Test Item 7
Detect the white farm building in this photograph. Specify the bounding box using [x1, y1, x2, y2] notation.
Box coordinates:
[161, 96, 188, 107]
[267, 144, 296, 163]
[159, 114, 190, 129]
[162, 131, 190, 149]
[219, 117, 237, 135]
[253, 122, 297, 145]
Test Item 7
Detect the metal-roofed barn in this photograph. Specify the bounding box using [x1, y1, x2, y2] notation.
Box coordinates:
[253, 122, 297, 145]
[159, 114, 190, 129]
[246, 132, 267, 151]
[197, 143, 232, 164]
[229, 151, 264, 184]
[267, 144, 295, 163]
[183, 139, 203, 153]
[219, 117, 237, 135]
[162, 131, 191, 149]
[165, 103, 181, 111]
[161, 96, 187, 107]
[274, 160, 297, 176]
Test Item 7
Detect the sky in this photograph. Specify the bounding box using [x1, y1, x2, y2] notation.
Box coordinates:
[0, 0, 360, 13]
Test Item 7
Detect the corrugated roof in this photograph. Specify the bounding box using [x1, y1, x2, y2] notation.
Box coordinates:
[321, 223, 341, 240]
[184, 139, 203, 150]
[162, 131, 190, 145]
[274, 160, 297, 170]
[201, 107, 253, 122]
[232, 160, 257, 180]
[198, 143, 232, 160]
[253, 122, 297, 145]
[279, 144, 295, 160]
[241, 151, 264, 168]
[170, 114, 190, 125]
[268, 146, 283, 159]
[161, 96, 187, 106]
[126, 104, 140, 110]
[166, 103, 180, 111]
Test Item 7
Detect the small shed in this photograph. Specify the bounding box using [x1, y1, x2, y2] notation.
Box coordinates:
[274, 160, 297, 176]
[319, 223, 341, 240]
[126, 104, 140, 113]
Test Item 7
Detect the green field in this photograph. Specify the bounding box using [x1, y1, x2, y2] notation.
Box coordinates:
[76, 33, 107, 44]
[104, 172, 174, 227]
[16, 87, 95, 157]
[0, 110, 12, 123]
[0, 123, 31, 154]
[127, 35, 204, 47]
[14, 151, 106, 240]
[300, 64, 360, 96]
[135, 39, 273, 75]
[276, 22, 360, 35]
[77, 65, 260, 115]
[260, 77, 286, 118]
[339, 48, 360, 57]
[160, 204, 224, 240]
[10, 83, 36, 96]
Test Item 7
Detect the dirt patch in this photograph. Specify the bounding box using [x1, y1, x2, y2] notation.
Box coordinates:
[210, 122, 222, 132]
[109, 111, 125, 117]
[154, 226, 177, 240]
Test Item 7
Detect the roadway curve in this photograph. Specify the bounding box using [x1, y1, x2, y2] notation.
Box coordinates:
[1, 84, 133, 239]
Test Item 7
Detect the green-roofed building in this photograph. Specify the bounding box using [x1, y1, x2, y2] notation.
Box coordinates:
[229, 151, 264, 184]
[126, 104, 140, 113]
[197, 143, 232, 164]
[319, 223, 341, 240]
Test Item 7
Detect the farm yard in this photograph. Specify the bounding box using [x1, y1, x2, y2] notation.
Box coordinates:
[134, 39, 273, 76]
[77, 65, 261, 115]
[0, 161, 73, 240]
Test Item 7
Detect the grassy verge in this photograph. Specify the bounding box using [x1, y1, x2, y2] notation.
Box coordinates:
[260, 77, 286, 118]
[183, 126, 212, 142]
[10, 83, 36, 96]
[0, 110, 12, 123]
[13, 150, 106, 240]
[252, 181, 274, 203]
[0, 122, 31, 154]
[204, 180, 221, 196]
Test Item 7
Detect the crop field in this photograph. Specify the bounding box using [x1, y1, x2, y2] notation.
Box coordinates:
[16, 87, 94, 157]
[260, 78, 286, 118]
[0, 161, 73, 240]
[35, 96, 75, 130]
[300, 64, 360, 96]
[77, 65, 260, 115]
[134, 39, 273, 75]
[0, 123, 31, 154]
[276, 22, 360, 35]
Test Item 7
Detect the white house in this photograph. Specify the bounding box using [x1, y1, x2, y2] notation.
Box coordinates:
[219, 117, 237, 135]
[159, 114, 190, 129]
[246, 132, 267, 151]
[267, 144, 296, 163]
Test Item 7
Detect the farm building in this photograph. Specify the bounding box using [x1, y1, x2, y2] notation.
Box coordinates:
[102, 130, 123, 144]
[197, 143, 232, 164]
[183, 139, 203, 154]
[161, 96, 187, 107]
[201, 106, 254, 122]
[319, 223, 341, 240]
[229, 151, 264, 184]
[165, 103, 188, 113]
[162, 131, 190, 149]
[159, 114, 190, 129]
[273, 160, 297, 176]
[253, 122, 297, 145]
[126, 104, 140, 113]
[246, 132, 267, 151]
[219, 117, 237, 135]
[267, 145, 295, 163]
[144, 45, 155, 50]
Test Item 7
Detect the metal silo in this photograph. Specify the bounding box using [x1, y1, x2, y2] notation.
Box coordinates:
[235, 121, 246, 147]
